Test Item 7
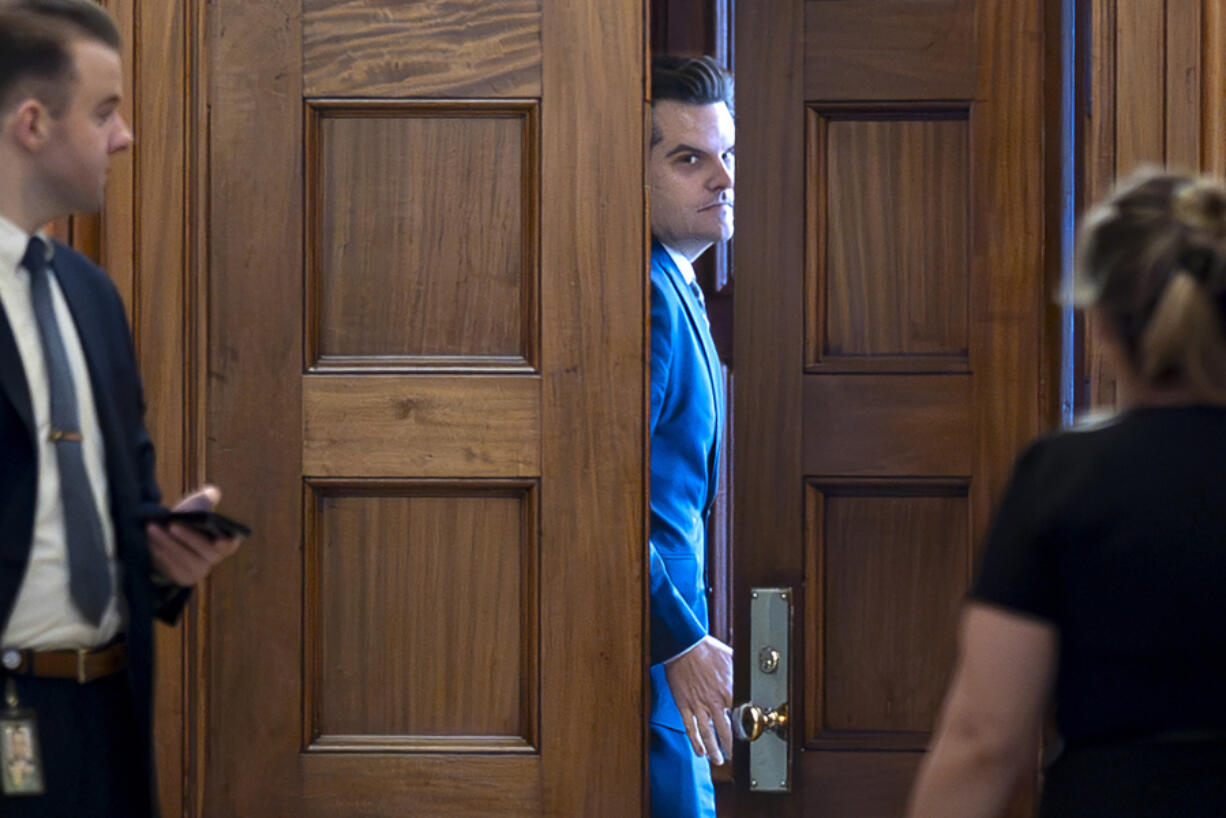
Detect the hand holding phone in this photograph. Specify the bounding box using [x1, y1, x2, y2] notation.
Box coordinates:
[145, 485, 246, 587]
[147, 510, 251, 541]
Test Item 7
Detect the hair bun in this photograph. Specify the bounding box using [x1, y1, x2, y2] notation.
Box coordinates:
[1174, 179, 1226, 239]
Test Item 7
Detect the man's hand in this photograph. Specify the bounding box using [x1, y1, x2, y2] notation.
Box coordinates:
[664, 635, 734, 765]
[146, 485, 242, 587]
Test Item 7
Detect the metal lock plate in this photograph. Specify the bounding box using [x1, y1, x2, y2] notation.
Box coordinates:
[748, 587, 791, 793]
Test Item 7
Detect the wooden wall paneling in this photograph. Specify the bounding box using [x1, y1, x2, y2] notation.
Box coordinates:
[1114, 2, 1165, 177]
[1203, 0, 1226, 176]
[94, 1, 195, 814]
[304, 481, 538, 752]
[969, 0, 1045, 543]
[804, 0, 976, 102]
[967, 2, 1046, 815]
[1083, 0, 1118, 411]
[205, 0, 304, 810]
[185, 2, 211, 812]
[1166, 0, 1202, 171]
[136, 0, 192, 812]
[305, 100, 539, 372]
[540, 1, 645, 814]
[302, 0, 542, 98]
[1082, 0, 1225, 412]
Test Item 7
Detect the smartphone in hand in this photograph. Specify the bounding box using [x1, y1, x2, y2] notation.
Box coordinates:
[148, 510, 251, 541]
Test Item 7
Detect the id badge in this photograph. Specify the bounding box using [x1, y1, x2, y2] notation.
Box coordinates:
[0, 679, 44, 796]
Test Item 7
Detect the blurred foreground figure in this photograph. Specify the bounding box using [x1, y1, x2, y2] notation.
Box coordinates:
[907, 171, 1226, 818]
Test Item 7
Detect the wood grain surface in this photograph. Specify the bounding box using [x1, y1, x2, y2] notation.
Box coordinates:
[303, 0, 541, 98]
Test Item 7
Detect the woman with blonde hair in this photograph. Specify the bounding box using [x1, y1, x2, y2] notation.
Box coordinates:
[907, 171, 1226, 817]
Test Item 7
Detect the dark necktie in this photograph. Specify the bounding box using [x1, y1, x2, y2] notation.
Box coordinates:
[688, 279, 710, 328]
[22, 237, 112, 625]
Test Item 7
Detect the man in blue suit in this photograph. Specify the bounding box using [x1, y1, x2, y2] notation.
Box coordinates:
[648, 55, 735, 818]
[0, 2, 241, 814]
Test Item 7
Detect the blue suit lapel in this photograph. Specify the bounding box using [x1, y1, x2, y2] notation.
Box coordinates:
[653, 244, 724, 504]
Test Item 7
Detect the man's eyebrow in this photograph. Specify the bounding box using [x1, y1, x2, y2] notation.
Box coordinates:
[665, 143, 705, 158]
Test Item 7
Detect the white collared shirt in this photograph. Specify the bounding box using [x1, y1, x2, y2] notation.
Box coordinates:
[662, 244, 698, 287]
[0, 215, 122, 650]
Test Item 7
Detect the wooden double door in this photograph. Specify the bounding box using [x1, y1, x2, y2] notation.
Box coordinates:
[156, 0, 1050, 814]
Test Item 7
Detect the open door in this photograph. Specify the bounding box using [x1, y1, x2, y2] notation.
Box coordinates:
[730, 0, 1050, 814]
[195, 1, 648, 814]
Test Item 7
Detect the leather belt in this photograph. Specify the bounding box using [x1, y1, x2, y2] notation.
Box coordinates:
[0, 641, 126, 684]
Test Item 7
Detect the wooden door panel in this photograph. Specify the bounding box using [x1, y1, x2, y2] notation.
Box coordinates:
[204, 0, 644, 813]
[301, 0, 542, 98]
[735, 0, 1045, 814]
[805, 0, 977, 101]
[309, 104, 535, 364]
[302, 376, 540, 477]
[799, 751, 920, 815]
[815, 112, 970, 363]
[306, 484, 537, 748]
[803, 376, 972, 476]
[806, 483, 966, 744]
[300, 756, 541, 816]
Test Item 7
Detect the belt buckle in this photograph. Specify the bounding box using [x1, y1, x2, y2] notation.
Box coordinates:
[76, 648, 89, 684]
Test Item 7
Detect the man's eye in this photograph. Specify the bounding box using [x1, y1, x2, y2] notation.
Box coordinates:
[679, 155, 699, 165]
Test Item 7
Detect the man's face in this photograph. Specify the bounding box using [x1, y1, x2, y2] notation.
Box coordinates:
[649, 100, 735, 260]
[36, 39, 132, 215]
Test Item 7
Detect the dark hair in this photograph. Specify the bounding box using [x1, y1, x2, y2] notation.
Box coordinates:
[0, 0, 121, 117]
[1076, 170, 1226, 397]
[650, 55, 734, 146]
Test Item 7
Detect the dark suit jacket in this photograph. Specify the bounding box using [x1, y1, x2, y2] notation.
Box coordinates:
[0, 240, 186, 815]
[647, 241, 725, 731]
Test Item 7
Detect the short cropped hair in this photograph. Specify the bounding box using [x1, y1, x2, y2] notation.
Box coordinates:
[650, 55, 734, 146]
[0, 0, 122, 117]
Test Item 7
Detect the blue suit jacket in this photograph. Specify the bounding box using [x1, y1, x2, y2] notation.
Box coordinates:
[0, 240, 186, 816]
[648, 241, 725, 732]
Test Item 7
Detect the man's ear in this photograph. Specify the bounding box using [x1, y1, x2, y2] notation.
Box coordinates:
[8, 99, 51, 152]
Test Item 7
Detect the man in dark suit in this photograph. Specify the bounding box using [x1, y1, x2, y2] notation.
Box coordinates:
[0, 2, 241, 814]
[647, 55, 736, 818]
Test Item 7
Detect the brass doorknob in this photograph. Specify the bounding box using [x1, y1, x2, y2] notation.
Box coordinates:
[731, 701, 788, 742]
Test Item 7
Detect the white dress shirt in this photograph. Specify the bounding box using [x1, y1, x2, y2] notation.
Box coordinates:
[662, 243, 698, 288]
[0, 215, 122, 650]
